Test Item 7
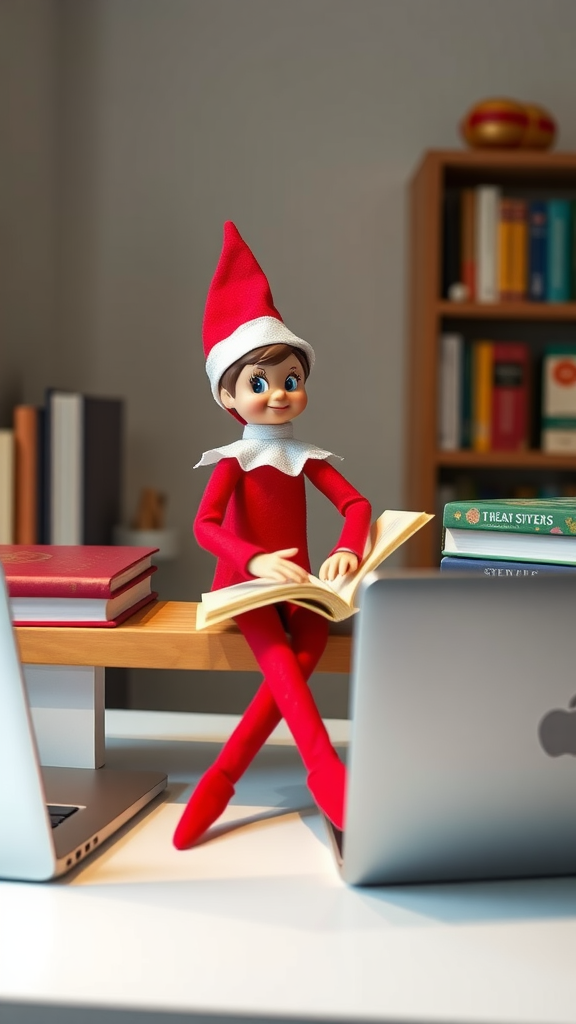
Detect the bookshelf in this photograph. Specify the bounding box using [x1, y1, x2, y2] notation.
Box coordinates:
[404, 149, 576, 567]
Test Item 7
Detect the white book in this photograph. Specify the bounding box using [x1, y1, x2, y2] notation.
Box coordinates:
[437, 333, 463, 450]
[475, 186, 501, 303]
[541, 351, 576, 452]
[0, 429, 15, 544]
[50, 392, 83, 545]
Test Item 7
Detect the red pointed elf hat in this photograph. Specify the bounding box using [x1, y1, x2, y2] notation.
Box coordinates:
[203, 222, 315, 406]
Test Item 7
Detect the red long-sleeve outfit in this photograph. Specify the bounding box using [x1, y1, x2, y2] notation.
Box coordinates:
[194, 457, 371, 588]
[173, 455, 371, 847]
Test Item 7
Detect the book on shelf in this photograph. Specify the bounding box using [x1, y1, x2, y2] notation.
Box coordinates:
[0, 429, 15, 545]
[460, 341, 473, 449]
[498, 198, 527, 301]
[45, 390, 124, 545]
[196, 509, 434, 630]
[438, 333, 463, 450]
[475, 185, 501, 303]
[13, 405, 40, 544]
[442, 191, 461, 299]
[541, 346, 576, 453]
[571, 199, 576, 300]
[442, 498, 576, 565]
[440, 555, 576, 575]
[460, 188, 476, 300]
[472, 340, 493, 451]
[0, 544, 159, 626]
[491, 342, 529, 450]
[527, 199, 547, 301]
[546, 198, 571, 302]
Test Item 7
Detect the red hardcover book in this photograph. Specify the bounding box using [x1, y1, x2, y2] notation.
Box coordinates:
[0, 544, 158, 598]
[491, 342, 530, 450]
[10, 571, 157, 626]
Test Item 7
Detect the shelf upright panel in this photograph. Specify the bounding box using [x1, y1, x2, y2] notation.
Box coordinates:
[404, 151, 444, 566]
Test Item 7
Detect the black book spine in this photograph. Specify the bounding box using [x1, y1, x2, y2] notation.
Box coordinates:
[441, 191, 461, 299]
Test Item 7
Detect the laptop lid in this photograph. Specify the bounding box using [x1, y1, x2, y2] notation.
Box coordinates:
[340, 572, 576, 886]
[0, 565, 167, 882]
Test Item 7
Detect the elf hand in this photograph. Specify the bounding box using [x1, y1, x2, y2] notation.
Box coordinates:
[319, 551, 359, 582]
[248, 548, 310, 584]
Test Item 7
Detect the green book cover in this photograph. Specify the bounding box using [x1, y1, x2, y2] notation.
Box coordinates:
[443, 498, 576, 535]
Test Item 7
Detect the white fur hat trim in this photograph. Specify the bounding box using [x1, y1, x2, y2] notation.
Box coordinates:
[205, 316, 315, 406]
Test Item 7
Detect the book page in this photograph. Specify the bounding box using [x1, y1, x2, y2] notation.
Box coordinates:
[199, 573, 336, 616]
[328, 509, 434, 606]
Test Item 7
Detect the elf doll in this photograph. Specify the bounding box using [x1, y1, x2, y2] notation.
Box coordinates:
[173, 222, 371, 850]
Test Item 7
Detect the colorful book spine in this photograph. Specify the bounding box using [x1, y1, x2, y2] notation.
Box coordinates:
[541, 345, 576, 452]
[491, 342, 529, 450]
[498, 198, 516, 301]
[440, 556, 576, 575]
[442, 191, 461, 299]
[498, 199, 527, 301]
[571, 199, 576, 300]
[546, 198, 571, 302]
[13, 405, 39, 545]
[443, 497, 576, 534]
[509, 199, 528, 300]
[460, 188, 476, 300]
[472, 340, 493, 451]
[438, 334, 463, 450]
[528, 200, 547, 301]
[460, 340, 473, 449]
[475, 186, 501, 303]
[0, 430, 15, 544]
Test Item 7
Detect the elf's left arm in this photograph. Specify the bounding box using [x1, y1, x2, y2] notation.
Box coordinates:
[304, 459, 371, 581]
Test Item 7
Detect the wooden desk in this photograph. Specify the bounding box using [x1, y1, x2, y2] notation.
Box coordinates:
[2, 709, 576, 1024]
[15, 600, 352, 672]
[15, 601, 352, 772]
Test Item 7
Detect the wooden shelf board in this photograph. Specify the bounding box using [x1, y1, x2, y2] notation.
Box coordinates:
[438, 301, 576, 320]
[15, 600, 352, 674]
[426, 149, 576, 170]
[436, 450, 576, 470]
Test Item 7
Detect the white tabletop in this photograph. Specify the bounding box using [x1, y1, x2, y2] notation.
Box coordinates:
[2, 710, 576, 1023]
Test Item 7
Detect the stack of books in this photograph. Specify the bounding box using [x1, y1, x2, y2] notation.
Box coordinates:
[440, 498, 576, 576]
[0, 545, 159, 626]
[443, 187, 575, 304]
[0, 389, 124, 545]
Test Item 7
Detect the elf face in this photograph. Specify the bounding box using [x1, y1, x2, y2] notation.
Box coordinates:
[221, 353, 308, 425]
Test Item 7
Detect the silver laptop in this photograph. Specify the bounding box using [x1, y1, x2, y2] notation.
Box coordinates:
[0, 565, 167, 882]
[331, 571, 576, 886]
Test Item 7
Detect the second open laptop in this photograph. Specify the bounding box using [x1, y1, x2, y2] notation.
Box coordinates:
[330, 571, 576, 886]
[0, 565, 167, 882]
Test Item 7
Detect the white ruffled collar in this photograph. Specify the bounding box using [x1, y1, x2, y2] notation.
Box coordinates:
[194, 422, 342, 476]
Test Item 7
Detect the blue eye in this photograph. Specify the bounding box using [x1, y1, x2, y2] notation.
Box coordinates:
[250, 375, 268, 394]
[285, 374, 299, 392]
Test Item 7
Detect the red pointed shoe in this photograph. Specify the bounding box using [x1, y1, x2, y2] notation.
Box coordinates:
[173, 767, 235, 850]
[307, 756, 347, 830]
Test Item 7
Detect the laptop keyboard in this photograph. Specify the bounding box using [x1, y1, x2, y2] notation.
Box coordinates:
[48, 804, 79, 829]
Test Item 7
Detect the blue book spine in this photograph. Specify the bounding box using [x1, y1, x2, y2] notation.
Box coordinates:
[440, 556, 576, 575]
[527, 200, 547, 301]
[546, 199, 571, 302]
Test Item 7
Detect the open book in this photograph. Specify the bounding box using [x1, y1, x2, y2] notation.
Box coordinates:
[196, 509, 433, 630]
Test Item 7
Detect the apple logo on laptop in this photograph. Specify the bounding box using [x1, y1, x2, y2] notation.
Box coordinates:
[538, 696, 576, 757]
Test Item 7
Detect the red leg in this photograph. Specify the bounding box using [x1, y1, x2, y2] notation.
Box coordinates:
[173, 605, 339, 849]
[236, 606, 345, 827]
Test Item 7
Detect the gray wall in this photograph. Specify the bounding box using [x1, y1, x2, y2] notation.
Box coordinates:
[0, 0, 58, 421]
[4, 0, 576, 714]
